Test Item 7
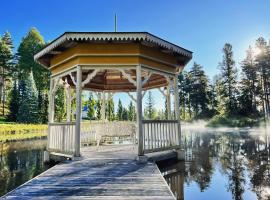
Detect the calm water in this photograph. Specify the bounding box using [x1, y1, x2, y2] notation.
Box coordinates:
[158, 127, 270, 200]
[0, 140, 52, 196]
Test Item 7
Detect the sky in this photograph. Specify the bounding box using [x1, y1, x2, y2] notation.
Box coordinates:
[1, 0, 270, 110]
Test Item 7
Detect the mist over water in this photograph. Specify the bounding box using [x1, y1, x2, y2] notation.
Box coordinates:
[159, 122, 270, 200]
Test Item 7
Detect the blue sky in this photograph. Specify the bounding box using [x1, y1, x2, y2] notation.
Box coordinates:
[1, 0, 270, 110]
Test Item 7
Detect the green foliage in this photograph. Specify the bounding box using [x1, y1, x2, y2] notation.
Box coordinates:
[106, 97, 114, 121]
[54, 86, 66, 122]
[144, 91, 156, 119]
[86, 93, 96, 120]
[16, 28, 49, 123]
[127, 101, 136, 121]
[17, 71, 39, 123]
[116, 99, 123, 120]
[207, 115, 259, 127]
[96, 99, 101, 120]
[7, 80, 19, 121]
[218, 43, 238, 115]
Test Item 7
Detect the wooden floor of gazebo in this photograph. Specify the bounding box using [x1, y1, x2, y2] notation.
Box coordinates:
[3, 145, 176, 200]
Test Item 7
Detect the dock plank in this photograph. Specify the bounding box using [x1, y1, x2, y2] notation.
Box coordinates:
[2, 145, 175, 200]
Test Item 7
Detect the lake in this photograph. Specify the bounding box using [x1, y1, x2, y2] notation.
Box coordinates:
[0, 139, 53, 196]
[0, 127, 269, 199]
[158, 126, 270, 200]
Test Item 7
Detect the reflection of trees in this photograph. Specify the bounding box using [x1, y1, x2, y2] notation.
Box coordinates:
[242, 130, 270, 200]
[218, 133, 245, 200]
[169, 130, 270, 200]
[0, 140, 47, 196]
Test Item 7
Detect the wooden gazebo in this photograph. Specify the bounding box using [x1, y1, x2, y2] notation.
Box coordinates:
[34, 32, 192, 158]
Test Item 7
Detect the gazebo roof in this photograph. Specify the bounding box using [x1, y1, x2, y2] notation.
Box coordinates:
[34, 32, 192, 68]
[34, 32, 192, 92]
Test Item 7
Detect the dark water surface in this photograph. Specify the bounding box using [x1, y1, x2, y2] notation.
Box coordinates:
[0, 140, 52, 196]
[158, 128, 270, 200]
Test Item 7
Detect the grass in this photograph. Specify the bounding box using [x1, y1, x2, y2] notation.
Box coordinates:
[0, 123, 48, 142]
[207, 115, 259, 127]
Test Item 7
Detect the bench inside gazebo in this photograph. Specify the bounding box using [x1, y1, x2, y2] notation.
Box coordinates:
[34, 32, 192, 158]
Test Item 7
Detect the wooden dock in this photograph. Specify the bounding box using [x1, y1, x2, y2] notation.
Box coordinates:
[2, 145, 176, 200]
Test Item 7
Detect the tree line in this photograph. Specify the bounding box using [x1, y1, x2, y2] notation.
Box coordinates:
[1, 27, 269, 124]
[179, 39, 270, 125]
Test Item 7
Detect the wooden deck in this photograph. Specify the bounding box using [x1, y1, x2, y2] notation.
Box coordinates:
[3, 145, 176, 200]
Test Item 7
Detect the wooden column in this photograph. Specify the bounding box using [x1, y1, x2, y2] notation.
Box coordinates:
[166, 86, 171, 120]
[48, 78, 55, 123]
[101, 91, 106, 121]
[66, 86, 72, 122]
[136, 65, 143, 156]
[75, 66, 82, 157]
[174, 75, 181, 146]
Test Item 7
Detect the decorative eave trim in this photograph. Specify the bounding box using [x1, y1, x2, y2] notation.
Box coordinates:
[34, 32, 193, 62]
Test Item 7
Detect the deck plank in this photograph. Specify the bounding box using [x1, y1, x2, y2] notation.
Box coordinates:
[2, 145, 175, 200]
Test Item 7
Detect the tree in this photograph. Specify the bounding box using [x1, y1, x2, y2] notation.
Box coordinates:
[255, 37, 270, 119]
[116, 99, 123, 120]
[87, 93, 96, 120]
[218, 43, 238, 115]
[17, 71, 39, 123]
[188, 62, 210, 118]
[54, 86, 66, 122]
[122, 108, 128, 121]
[145, 91, 156, 119]
[0, 32, 14, 116]
[106, 97, 115, 121]
[239, 46, 259, 116]
[17, 28, 49, 123]
[7, 80, 19, 121]
[127, 101, 136, 121]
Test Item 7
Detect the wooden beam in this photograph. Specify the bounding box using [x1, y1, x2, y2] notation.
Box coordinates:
[127, 92, 137, 103]
[82, 69, 99, 87]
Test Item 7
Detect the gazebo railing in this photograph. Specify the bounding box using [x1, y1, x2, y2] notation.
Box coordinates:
[47, 121, 136, 156]
[142, 120, 180, 153]
[48, 122, 76, 155]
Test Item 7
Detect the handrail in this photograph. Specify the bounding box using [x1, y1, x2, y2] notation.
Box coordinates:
[142, 120, 178, 123]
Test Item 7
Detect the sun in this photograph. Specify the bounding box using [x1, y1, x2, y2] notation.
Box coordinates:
[253, 46, 262, 56]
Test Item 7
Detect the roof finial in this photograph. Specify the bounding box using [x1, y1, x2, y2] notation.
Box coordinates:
[114, 13, 117, 32]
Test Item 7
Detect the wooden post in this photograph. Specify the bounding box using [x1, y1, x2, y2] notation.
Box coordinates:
[48, 78, 55, 123]
[75, 66, 82, 157]
[101, 91, 106, 121]
[136, 65, 143, 156]
[66, 86, 72, 122]
[174, 75, 181, 146]
[166, 85, 171, 120]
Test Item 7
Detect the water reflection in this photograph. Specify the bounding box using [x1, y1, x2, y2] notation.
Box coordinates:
[0, 140, 51, 196]
[158, 128, 270, 200]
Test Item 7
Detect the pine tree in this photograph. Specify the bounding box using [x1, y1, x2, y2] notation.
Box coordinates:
[87, 93, 96, 120]
[219, 43, 238, 115]
[0, 32, 14, 116]
[145, 91, 156, 119]
[17, 28, 49, 123]
[239, 46, 259, 116]
[8, 80, 19, 121]
[255, 37, 270, 118]
[188, 62, 210, 118]
[127, 101, 136, 121]
[106, 97, 115, 121]
[17, 71, 39, 123]
[96, 99, 101, 120]
[117, 99, 123, 120]
[54, 86, 66, 122]
[122, 108, 128, 121]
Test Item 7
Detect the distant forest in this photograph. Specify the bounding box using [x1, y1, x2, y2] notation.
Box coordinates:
[0, 28, 269, 126]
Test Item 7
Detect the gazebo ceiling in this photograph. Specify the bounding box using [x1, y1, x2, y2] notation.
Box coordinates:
[34, 32, 192, 92]
[64, 69, 168, 92]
